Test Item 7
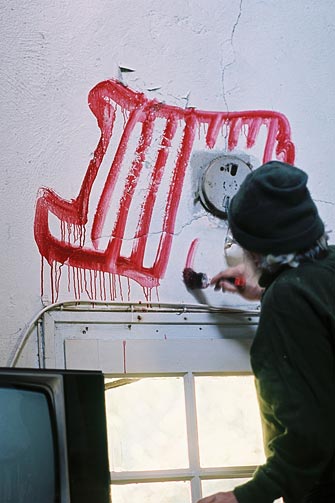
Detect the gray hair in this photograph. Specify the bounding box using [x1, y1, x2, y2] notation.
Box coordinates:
[257, 232, 330, 273]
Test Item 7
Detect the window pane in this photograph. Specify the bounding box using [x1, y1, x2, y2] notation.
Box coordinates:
[111, 481, 191, 503]
[105, 377, 188, 471]
[202, 478, 250, 494]
[195, 375, 265, 467]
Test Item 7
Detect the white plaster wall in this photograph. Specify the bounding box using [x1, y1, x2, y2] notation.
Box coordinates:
[1, 0, 335, 366]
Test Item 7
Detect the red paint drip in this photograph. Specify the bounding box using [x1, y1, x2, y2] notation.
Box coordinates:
[50, 262, 54, 303]
[34, 79, 295, 301]
[54, 263, 62, 300]
[122, 340, 127, 374]
[72, 267, 78, 300]
[109, 273, 116, 300]
[40, 256, 44, 298]
[142, 286, 153, 304]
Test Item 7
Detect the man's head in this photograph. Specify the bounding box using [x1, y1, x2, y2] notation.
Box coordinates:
[228, 161, 324, 255]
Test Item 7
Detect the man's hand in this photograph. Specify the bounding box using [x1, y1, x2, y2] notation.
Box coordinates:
[210, 263, 264, 301]
[197, 490, 239, 503]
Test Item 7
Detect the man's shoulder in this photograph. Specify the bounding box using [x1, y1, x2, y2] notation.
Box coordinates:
[262, 245, 335, 306]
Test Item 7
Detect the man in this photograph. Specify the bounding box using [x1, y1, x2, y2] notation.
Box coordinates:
[197, 161, 335, 503]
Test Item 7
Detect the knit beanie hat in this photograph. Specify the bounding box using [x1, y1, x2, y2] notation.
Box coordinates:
[228, 161, 324, 254]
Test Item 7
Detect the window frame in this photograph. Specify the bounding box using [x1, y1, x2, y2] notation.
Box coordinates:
[41, 301, 260, 501]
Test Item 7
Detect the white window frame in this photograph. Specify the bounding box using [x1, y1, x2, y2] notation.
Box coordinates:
[41, 301, 260, 502]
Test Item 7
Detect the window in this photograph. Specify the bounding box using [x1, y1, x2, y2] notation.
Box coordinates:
[42, 302, 266, 502]
[105, 373, 265, 502]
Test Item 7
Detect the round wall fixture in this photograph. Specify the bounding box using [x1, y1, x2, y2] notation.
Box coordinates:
[199, 155, 252, 218]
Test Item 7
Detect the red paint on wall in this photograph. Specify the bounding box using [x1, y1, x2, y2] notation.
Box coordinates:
[123, 340, 127, 374]
[185, 238, 200, 269]
[34, 79, 295, 301]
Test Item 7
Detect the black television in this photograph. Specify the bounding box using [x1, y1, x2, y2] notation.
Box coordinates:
[0, 367, 110, 503]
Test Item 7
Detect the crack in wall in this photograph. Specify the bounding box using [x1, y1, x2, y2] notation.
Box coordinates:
[95, 212, 222, 243]
[221, 0, 243, 113]
[314, 199, 335, 206]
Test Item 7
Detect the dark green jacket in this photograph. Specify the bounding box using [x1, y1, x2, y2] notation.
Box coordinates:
[234, 246, 335, 502]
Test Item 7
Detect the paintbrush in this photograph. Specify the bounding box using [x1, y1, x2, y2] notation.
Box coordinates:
[183, 267, 246, 290]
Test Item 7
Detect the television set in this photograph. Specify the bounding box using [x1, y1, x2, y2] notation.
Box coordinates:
[0, 367, 110, 503]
